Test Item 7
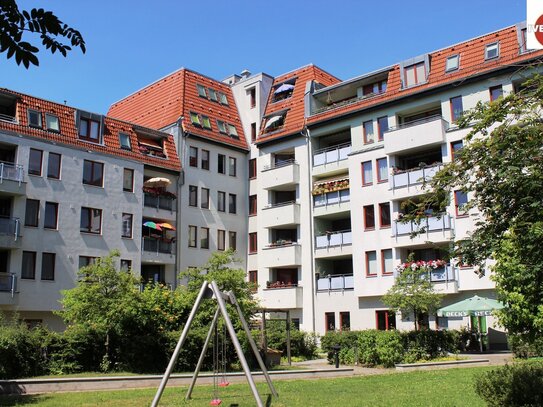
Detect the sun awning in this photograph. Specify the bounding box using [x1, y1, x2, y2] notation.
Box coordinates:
[437, 295, 505, 317]
[264, 115, 283, 129]
[274, 83, 295, 94]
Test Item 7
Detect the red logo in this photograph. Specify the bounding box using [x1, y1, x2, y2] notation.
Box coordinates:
[535, 14, 543, 46]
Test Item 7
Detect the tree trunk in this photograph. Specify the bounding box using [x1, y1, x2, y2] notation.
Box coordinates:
[414, 308, 418, 331]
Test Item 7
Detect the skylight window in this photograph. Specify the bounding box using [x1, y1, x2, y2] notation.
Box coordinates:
[28, 109, 42, 128]
[445, 54, 459, 72]
[119, 132, 131, 150]
[485, 42, 499, 60]
[219, 92, 228, 105]
[208, 89, 218, 102]
[190, 112, 201, 126]
[216, 120, 227, 134]
[201, 115, 212, 130]
[227, 124, 238, 138]
[272, 80, 296, 102]
[197, 84, 207, 98]
[45, 114, 60, 132]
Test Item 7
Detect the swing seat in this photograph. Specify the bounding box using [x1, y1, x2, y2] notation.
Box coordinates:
[210, 398, 222, 406]
[218, 381, 230, 387]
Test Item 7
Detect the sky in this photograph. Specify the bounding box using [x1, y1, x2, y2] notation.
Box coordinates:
[2, 0, 527, 114]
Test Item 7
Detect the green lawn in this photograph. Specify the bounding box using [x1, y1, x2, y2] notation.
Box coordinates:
[0, 366, 490, 406]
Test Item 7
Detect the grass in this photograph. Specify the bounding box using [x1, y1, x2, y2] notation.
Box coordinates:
[0, 366, 491, 406]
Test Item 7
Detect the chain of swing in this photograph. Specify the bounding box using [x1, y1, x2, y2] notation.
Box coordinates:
[210, 319, 229, 406]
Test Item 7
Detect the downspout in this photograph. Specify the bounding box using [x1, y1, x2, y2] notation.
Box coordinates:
[174, 116, 185, 289]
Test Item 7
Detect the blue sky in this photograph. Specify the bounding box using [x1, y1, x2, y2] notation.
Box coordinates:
[2, 0, 526, 114]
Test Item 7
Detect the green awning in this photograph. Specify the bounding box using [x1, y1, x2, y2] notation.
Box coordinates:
[437, 295, 504, 318]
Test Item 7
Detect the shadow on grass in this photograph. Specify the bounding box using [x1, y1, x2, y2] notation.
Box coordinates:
[0, 394, 50, 406]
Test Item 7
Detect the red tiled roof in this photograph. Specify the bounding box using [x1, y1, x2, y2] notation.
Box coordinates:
[256, 65, 341, 144]
[108, 69, 248, 151]
[307, 25, 543, 126]
[0, 89, 181, 172]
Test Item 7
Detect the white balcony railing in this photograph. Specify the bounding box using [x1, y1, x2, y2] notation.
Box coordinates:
[0, 162, 24, 184]
[316, 274, 354, 291]
[313, 143, 351, 166]
[393, 264, 456, 283]
[315, 230, 352, 248]
[391, 163, 443, 189]
[393, 214, 451, 236]
[0, 273, 17, 297]
[313, 189, 350, 207]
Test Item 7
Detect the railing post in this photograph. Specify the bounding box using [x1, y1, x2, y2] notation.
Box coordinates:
[0, 163, 4, 184]
[14, 218, 18, 241]
[10, 273, 15, 298]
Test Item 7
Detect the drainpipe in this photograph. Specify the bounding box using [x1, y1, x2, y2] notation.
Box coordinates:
[173, 116, 184, 289]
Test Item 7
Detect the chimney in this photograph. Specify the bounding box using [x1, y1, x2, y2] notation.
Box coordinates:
[240, 69, 251, 79]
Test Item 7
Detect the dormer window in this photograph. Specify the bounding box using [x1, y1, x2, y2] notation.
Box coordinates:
[28, 109, 42, 128]
[485, 42, 499, 60]
[218, 92, 228, 105]
[272, 79, 296, 103]
[119, 132, 131, 150]
[208, 89, 218, 102]
[263, 111, 286, 133]
[45, 114, 60, 132]
[445, 54, 459, 72]
[362, 80, 387, 96]
[79, 118, 100, 142]
[403, 61, 427, 88]
[197, 84, 207, 98]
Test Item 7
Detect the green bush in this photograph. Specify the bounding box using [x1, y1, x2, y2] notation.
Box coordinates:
[358, 330, 379, 366]
[376, 330, 403, 367]
[509, 334, 543, 358]
[262, 321, 318, 359]
[401, 329, 457, 361]
[321, 330, 359, 364]
[474, 361, 543, 406]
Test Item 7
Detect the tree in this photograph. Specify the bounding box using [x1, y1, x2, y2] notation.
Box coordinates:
[382, 256, 443, 330]
[406, 73, 543, 343]
[0, 0, 85, 68]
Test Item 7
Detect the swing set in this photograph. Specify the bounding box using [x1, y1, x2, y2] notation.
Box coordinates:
[151, 280, 278, 407]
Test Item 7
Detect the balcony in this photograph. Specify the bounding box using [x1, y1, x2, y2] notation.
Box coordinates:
[0, 162, 25, 195]
[260, 243, 301, 267]
[143, 193, 175, 211]
[313, 143, 351, 174]
[313, 189, 350, 217]
[261, 160, 300, 190]
[391, 163, 442, 189]
[0, 273, 17, 303]
[384, 116, 448, 155]
[260, 285, 303, 309]
[394, 263, 458, 294]
[393, 214, 453, 246]
[0, 217, 21, 249]
[315, 230, 352, 258]
[141, 237, 176, 264]
[316, 274, 354, 291]
[261, 201, 300, 228]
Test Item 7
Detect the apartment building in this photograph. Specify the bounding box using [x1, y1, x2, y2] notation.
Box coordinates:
[0, 89, 180, 329]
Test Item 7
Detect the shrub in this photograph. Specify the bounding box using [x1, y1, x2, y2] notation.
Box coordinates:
[321, 330, 359, 364]
[263, 321, 318, 359]
[509, 334, 543, 358]
[358, 330, 379, 366]
[376, 330, 403, 368]
[401, 329, 457, 361]
[474, 361, 543, 407]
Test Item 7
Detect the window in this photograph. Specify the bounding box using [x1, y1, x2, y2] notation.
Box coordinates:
[249, 159, 257, 179]
[79, 256, 97, 269]
[201, 149, 210, 170]
[83, 160, 104, 187]
[451, 140, 463, 160]
[79, 118, 100, 142]
[363, 120, 374, 144]
[28, 148, 43, 176]
[120, 259, 132, 272]
[251, 122, 257, 142]
[445, 54, 459, 72]
[217, 229, 225, 251]
[382, 249, 393, 275]
[489, 85, 503, 102]
[122, 213, 133, 238]
[455, 190, 469, 216]
[263, 113, 285, 133]
[229, 194, 237, 214]
[190, 112, 201, 126]
[272, 81, 295, 102]
[189, 185, 198, 207]
[340, 312, 350, 331]
[362, 80, 387, 96]
[485, 42, 499, 60]
[41, 253, 55, 281]
[325, 312, 336, 332]
[218, 154, 226, 174]
[119, 133, 131, 150]
[366, 251, 377, 276]
[217, 191, 226, 212]
[450, 96, 463, 123]
[22, 251, 36, 279]
[80, 207, 102, 234]
[228, 124, 238, 138]
[25, 199, 39, 227]
[44, 202, 58, 229]
[229, 231, 237, 250]
[208, 88, 218, 102]
[377, 116, 388, 141]
[249, 195, 257, 216]
[379, 202, 391, 228]
[189, 146, 198, 167]
[219, 92, 228, 105]
[248, 87, 256, 108]
[229, 157, 236, 176]
[188, 225, 197, 248]
[377, 158, 388, 182]
[201, 227, 209, 249]
[201, 188, 210, 209]
[45, 114, 60, 132]
[47, 152, 61, 179]
[249, 270, 258, 290]
[249, 232, 257, 253]
[364, 205, 375, 230]
[376, 310, 396, 330]
[216, 120, 227, 134]
[123, 168, 134, 192]
[201, 115, 212, 130]
[362, 161, 373, 186]
[28, 109, 42, 128]
[403, 62, 426, 88]
[197, 84, 207, 98]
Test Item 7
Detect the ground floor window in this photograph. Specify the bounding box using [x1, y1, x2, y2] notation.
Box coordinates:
[340, 312, 350, 331]
[376, 310, 396, 330]
[325, 312, 336, 332]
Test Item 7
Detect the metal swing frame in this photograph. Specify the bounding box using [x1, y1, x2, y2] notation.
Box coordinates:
[151, 280, 278, 407]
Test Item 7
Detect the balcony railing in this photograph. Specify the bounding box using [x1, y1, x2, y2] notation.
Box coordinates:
[312, 91, 383, 115]
[393, 214, 451, 236]
[0, 273, 17, 297]
[0, 162, 24, 184]
[144, 193, 175, 211]
[262, 159, 297, 171]
[0, 217, 20, 240]
[313, 189, 350, 207]
[142, 237, 174, 254]
[429, 265, 456, 282]
[316, 274, 354, 291]
[313, 143, 351, 166]
[0, 114, 17, 123]
[315, 230, 352, 248]
[386, 114, 447, 133]
[391, 163, 443, 189]
[263, 200, 297, 209]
